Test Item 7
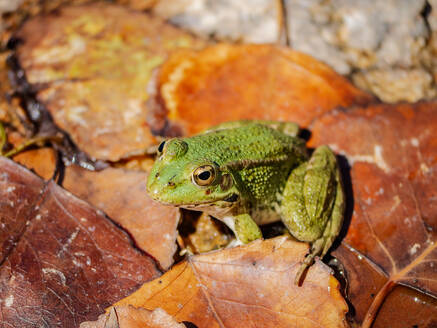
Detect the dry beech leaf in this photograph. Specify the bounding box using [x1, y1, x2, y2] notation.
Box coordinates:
[80, 306, 186, 328]
[0, 157, 160, 327]
[62, 165, 180, 270]
[114, 237, 349, 328]
[309, 102, 437, 327]
[147, 43, 374, 136]
[13, 3, 206, 161]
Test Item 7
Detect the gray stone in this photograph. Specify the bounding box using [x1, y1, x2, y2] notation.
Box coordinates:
[153, 0, 281, 43]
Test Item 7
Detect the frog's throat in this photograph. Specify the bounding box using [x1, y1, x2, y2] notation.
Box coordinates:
[153, 194, 238, 208]
[178, 201, 237, 218]
[182, 203, 237, 219]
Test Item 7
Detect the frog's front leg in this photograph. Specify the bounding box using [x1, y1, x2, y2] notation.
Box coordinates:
[280, 145, 345, 285]
[222, 213, 262, 245]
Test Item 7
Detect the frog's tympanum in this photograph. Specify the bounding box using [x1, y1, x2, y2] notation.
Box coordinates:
[147, 120, 344, 284]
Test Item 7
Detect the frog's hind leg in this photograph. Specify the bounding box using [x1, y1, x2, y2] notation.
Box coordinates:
[294, 178, 344, 285]
[280, 145, 345, 285]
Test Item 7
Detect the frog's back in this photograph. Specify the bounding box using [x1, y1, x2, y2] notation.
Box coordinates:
[186, 123, 305, 165]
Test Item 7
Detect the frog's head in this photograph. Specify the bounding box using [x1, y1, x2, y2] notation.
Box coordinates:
[147, 138, 240, 213]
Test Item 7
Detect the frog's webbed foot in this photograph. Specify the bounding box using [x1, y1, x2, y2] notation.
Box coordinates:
[281, 145, 345, 285]
[294, 238, 325, 285]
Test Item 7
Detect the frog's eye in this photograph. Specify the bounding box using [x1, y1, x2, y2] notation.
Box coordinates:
[192, 165, 216, 186]
[157, 141, 166, 154]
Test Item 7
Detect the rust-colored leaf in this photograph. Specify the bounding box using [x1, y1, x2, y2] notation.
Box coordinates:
[6, 134, 179, 270]
[80, 306, 186, 328]
[148, 43, 374, 136]
[13, 3, 206, 161]
[309, 102, 437, 327]
[114, 237, 349, 328]
[0, 157, 160, 327]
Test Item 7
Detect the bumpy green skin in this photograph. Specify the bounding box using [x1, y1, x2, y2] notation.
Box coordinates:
[147, 120, 344, 284]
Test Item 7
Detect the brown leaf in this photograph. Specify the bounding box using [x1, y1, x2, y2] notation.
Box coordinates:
[62, 165, 180, 270]
[0, 157, 45, 262]
[372, 285, 437, 328]
[80, 306, 186, 328]
[147, 43, 374, 136]
[10, 147, 180, 270]
[13, 3, 207, 161]
[309, 102, 437, 326]
[114, 237, 349, 328]
[0, 157, 160, 327]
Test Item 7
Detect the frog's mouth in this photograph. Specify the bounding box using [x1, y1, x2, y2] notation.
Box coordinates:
[150, 191, 239, 207]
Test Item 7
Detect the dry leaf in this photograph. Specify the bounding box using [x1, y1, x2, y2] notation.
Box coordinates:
[309, 102, 437, 327]
[4, 4, 436, 326]
[13, 3, 206, 161]
[147, 43, 374, 136]
[114, 237, 349, 328]
[63, 165, 180, 270]
[9, 144, 179, 270]
[0, 157, 160, 327]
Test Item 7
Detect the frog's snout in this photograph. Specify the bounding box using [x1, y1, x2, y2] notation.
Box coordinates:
[146, 173, 161, 198]
[146, 170, 177, 202]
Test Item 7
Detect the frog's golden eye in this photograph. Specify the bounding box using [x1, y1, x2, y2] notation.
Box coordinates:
[192, 165, 216, 186]
[157, 141, 166, 154]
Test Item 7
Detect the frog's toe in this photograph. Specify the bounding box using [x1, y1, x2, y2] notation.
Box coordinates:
[294, 237, 325, 285]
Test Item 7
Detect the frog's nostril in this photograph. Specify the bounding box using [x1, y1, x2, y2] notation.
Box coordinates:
[167, 181, 175, 187]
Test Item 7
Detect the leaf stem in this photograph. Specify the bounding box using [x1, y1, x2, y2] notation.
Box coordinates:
[361, 279, 395, 328]
[3, 134, 62, 158]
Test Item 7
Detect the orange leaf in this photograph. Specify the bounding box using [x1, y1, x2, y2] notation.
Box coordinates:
[147, 43, 374, 136]
[114, 237, 349, 328]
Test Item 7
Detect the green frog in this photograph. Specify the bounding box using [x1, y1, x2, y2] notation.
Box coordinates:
[147, 120, 344, 284]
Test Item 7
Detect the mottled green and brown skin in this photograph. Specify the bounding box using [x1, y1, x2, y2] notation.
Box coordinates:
[147, 120, 344, 284]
